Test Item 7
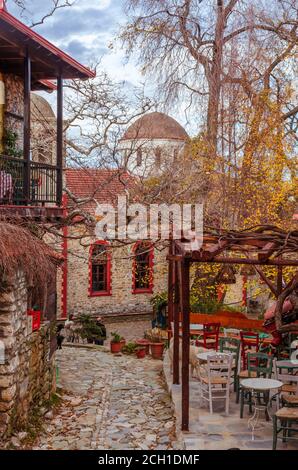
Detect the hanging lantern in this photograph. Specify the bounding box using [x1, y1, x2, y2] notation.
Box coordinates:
[215, 266, 236, 285]
[240, 265, 255, 276]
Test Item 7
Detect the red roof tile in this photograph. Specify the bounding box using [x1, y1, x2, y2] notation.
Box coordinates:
[65, 168, 133, 214]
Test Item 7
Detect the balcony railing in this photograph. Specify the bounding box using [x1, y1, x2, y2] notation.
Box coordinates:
[0, 154, 60, 206]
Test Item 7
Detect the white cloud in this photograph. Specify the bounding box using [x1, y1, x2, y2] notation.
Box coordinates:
[72, 0, 112, 11]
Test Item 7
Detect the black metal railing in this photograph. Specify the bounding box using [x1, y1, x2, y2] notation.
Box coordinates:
[0, 154, 60, 205]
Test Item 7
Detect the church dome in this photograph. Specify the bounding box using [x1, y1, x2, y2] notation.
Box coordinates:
[121, 112, 189, 142]
[31, 93, 55, 119]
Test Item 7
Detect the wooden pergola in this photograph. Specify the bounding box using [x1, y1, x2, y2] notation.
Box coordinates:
[167, 226, 298, 431]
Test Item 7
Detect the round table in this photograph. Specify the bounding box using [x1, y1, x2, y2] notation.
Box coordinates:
[190, 324, 203, 331]
[275, 360, 298, 369]
[240, 378, 283, 440]
[197, 351, 233, 362]
[241, 378, 283, 391]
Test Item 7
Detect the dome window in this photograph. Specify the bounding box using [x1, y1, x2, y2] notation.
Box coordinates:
[136, 148, 142, 167]
[155, 147, 161, 167]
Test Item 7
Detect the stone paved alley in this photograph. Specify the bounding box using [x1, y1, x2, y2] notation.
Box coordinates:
[32, 346, 182, 450]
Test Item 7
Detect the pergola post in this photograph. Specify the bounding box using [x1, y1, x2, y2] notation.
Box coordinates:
[277, 264, 283, 297]
[167, 242, 174, 334]
[56, 73, 63, 206]
[173, 261, 180, 385]
[178, 258, 190, 431]
[23, 49, 31, 204]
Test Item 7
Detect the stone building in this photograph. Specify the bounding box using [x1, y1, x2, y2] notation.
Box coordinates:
[31, 93, 57, 166]
[119, 112, 189, 177]
[60, 168, 169, 320]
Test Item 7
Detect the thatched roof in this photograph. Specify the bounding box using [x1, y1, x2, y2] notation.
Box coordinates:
[0, 223, 63, 290]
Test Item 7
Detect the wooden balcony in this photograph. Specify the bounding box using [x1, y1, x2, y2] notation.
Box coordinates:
[0, 154, 63, 220]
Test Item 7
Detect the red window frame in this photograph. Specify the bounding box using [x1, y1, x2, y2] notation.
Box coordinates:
[89, 241, 112, 297]
[132, 241, 154, 294]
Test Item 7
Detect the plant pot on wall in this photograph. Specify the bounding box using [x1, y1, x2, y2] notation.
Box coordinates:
[150, 342, 164, 359]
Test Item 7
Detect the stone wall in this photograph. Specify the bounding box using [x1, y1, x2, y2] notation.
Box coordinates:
[3, 73, 24, 152]
[0, 271, 56, 437]
[60, 228, 168, 318]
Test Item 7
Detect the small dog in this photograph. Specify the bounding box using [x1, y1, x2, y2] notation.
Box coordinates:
[168, 338, 207, 378]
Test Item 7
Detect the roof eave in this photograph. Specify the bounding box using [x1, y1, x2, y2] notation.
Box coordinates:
[0, 8, 96, 80]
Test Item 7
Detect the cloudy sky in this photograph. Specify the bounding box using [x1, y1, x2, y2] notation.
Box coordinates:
[11, 0, 144, 88]
[9, 0, 192, 133]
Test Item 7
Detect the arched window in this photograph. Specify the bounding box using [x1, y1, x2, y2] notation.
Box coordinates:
[136, 148, 142, 167]
[155, 147, 161, 167]
[89, 241, 111, 296]
[132, 242, 154, 294]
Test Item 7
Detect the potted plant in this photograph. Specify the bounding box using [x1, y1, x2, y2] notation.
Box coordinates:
[78, 314, 105, 344]
[150, 338, 164, 359]
[136, 346, 146, 359]
[121, 341, 137, 355]
[146, 328, 166, 359]
[110, 332, 125, 353]
[135, 338, 151, 355]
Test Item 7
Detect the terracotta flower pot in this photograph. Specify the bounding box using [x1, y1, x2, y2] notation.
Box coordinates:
[150, 342, 164, 359]
[136, 339, 150, 355]
[136, 347, 146, 359]
[110, 341, 122, 353]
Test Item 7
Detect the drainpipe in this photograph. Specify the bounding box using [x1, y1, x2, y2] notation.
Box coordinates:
[0, 72, 5, 153]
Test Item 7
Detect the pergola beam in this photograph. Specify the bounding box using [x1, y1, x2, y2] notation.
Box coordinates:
[168, 254, 298, 267]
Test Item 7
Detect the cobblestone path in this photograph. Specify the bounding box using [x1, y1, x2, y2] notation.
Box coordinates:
[33, 347, 181, 450]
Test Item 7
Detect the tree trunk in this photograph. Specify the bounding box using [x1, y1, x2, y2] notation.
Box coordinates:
[206, 0, 224, 159]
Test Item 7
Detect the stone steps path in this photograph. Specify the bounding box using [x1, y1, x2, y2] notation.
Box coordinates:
[32, 346, 182, 450]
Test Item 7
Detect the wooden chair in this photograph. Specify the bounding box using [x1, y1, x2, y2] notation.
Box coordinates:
[273, 359, 298, 408]
[219, 337, 241, 391]
[273, 407, 298, 449]
[224, 328, 240, 338]
[197, 322, 221, 351]
[199, 353, 233, 415]
[240, 331, 259, 370]
[239, 352, 273, 419]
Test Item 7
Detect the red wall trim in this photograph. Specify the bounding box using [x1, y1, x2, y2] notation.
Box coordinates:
[61, 194, 68, 319]
[132, 241, 154, 294]
[89, 240, 112, 297]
